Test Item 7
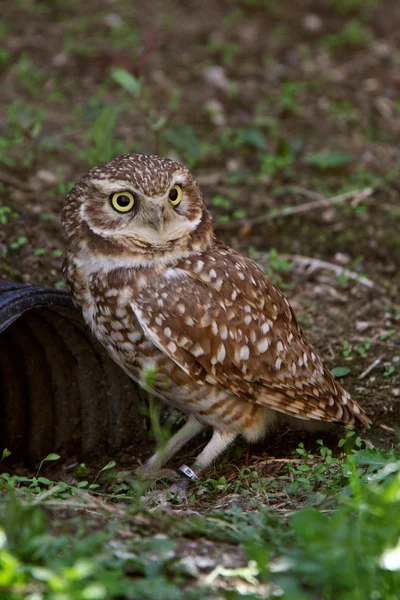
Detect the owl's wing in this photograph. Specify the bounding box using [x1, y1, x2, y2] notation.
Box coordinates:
[130, 247, 369, 427]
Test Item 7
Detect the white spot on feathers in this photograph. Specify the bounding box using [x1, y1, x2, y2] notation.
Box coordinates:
[240, 345, 250, 361]
[257, 338, 269, 353]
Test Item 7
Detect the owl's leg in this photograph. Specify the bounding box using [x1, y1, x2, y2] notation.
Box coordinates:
[178, 429, 237, 480]
[143, 429, 237, 503]
[139, 415, 204, 475]
[164, 430, 237, 499]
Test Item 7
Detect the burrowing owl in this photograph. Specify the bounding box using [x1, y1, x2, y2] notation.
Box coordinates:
[62, 153, 370, 479]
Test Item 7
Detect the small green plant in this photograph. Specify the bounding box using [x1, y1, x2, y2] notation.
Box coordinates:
[110, 67, 142, 97]
[259, 149, 294, 178]
[321, 20, 372, 51]
[303, 151, 353, 170]
[277, 82, 305, 116]
[0, 205, 18, 224]
[14, 55, 46, 98]
[342, 340, 351, 357]
[207, 38, 240, 66]
[384, 365, 395, 377]
[380, 329, 396, 341]
[211, 195, 232, 210]
[357, 337, 371, 357]
[164, 124, 211, 168]
[327, 0, 378, 13]
[78, 105, 123, 166]
[331, 366, 351, 378]
[9, 236, 27, 250]
[286, 440, 344, 495]
[0, 101, 45, 167]
[1, 449, 11, 461]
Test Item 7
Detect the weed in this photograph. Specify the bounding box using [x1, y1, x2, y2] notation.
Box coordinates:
[164, 124, 211, 168]
[110, 67, 142, 97]
[342, 340, 351, 357]
[77, 105, 124, 166]
[331, 366, 351, 378]
[14, 55, 46, 98]
[327, 0, 378, 14]
[303, 151, 353, 170]
[263, 248, 293, 289]
[277, 82, 305, 116]
[9, 236, 27, 250]
[207, 38, 240, 66]
[328, 99, 357, 123]
[321, 20, 372, 51]
[211, 195, 232, 210]
[0, 101, 45, 167]
[0, 206, 18, 225]
[384, 365, 395, 377]
[357, 337, 371, 357]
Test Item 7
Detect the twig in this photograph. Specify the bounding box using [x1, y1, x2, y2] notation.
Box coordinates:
[290, 187, 325, 201]
[259, 252, 382, 291]
[379, 423, 396, 435]
[0, 170, 33, 192]
[32, 485, 64, 505]
[358, 356, 384, 380]
[217, 187, 374, 230]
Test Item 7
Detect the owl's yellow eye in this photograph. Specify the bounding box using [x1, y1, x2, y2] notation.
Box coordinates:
[168, 185, 183, 206]
[110, 192, 135, 213]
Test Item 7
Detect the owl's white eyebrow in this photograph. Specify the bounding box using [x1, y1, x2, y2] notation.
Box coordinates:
[90, 178, 141, 196]
[172, 173, 189, 186]
[91, 175, 189, 197]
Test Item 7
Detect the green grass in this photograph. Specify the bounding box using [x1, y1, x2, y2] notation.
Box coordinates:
[1, 439, 400, 599]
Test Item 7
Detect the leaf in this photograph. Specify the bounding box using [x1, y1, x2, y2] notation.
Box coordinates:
[43, 453, 60, 462]
[354, 448, 398, 471]
[303, 151, 353, 170]
[110, 67, 141, 96]
[291, 509, 327, 540]
[100, 460, 116, 472]
[37, 477, 51, 485]
[1, 449, 11, 461]
[331, 366, 351, 378]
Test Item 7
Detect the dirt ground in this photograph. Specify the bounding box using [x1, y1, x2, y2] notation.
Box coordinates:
[0, 0, 399, 473]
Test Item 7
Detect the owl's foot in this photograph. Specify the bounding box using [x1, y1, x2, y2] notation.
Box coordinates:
[142, 478, 192, 505]
[141, 465, 201, 505]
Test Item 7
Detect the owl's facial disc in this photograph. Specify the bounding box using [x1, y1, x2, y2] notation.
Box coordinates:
[81, 171, 204, 249]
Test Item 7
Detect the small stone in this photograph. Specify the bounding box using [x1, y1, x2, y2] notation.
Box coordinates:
[364, 78, 380, 93]
[35, 169, 58, 186]
[103, 13, 123, 28]
[303, 14, 323, 32]
[334, 252, 351, 266]
[321, 209, 336, 223]
[205, 99, 226, 126]
[226, 158, 241, 172]
[355, 321, 371, 332]
[202, 66, 230, 92]
[52, 52, 69, 67]
[391, 388, 400, 398]
[373, 40, 391, 58]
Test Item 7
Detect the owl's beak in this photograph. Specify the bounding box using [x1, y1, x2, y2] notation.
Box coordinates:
[150, 205, 165, 235]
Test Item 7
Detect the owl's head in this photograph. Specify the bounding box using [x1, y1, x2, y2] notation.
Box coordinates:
[62, 153, 213, 262]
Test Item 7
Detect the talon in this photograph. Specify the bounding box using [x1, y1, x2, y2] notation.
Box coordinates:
[168, 478, 192, 501]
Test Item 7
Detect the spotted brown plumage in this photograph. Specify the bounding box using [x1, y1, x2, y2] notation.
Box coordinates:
[62, 153, 370, 477]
